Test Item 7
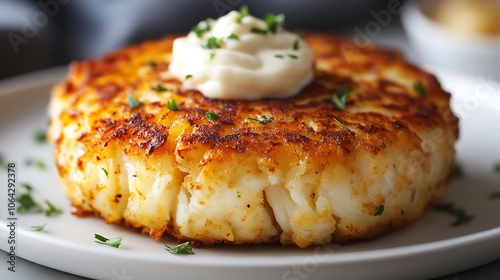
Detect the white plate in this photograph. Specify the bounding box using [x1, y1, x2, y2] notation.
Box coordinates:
[1, 67, 500, 280]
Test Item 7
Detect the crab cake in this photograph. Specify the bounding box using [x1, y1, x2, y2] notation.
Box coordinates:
[47, 33, 458, 248]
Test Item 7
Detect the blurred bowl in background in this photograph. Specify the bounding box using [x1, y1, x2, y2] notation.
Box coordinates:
[402, 0, 500, 79]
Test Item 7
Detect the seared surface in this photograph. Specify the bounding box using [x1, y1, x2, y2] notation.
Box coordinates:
[48, 33, 458, 247]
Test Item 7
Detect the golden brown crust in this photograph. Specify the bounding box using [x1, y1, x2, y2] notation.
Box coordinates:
[54, 33, 457, 159]
[48, 32, 459, 246]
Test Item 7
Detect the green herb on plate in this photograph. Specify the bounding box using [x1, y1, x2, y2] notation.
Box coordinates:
[35, 131, 47, 144]
[434, 202, 474, 226]
[164, 241, 194, 254]
[94, 234, 122, 248]
[44, 200, 62, 217]
[29, 223, 47, 231]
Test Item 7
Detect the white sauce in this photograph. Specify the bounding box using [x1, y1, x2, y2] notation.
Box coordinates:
[168, 10, 314, 100]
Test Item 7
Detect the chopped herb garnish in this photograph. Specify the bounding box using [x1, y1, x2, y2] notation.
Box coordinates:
[414, 81, 427, 97]
[94, 234, 122, 248]
[489, 192, 500, 200]
[202, 36, 223, 49]
[287, 54, 298, 59]
[454, 163, 464, 178]
[192, 18, 214, 38]
[156, 84, 168, 92]
[35, 131, 47, 144]
[127, 95, 144, 108]
[236, 5, 249, 23]
[0, 154, 6, 169]
[248, 115, 273, 124]
[101, 168, 109, 178]
[44, 200, 62, 217]
[30, 223, 47, 231]
[434, 202, 474, 226]
[17, 193, 43, 214]
[274, 54, 284, 59]
[185, 74, 193, 80]
[333, 117, 355, 136]
[293, 39, 299, 50]
[147, 60, 157, 67]
[20, 183, 33, 191]
[373, 205, 384, 216]
[331, 88, 351, 110]
[164, 241, 194, 254]
[210, 52, 215, 60]
[25, 159, 46, 170]
[227, 33, 239, 40]
[167, 99, 178, 111]
[205, 112, 220, 122]
[264, 13, 285, 34]
[494, 162, 500, 173]
[251, 27, 268, 35]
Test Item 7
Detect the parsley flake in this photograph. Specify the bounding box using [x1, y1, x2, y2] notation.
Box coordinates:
[414, 81, 427, 97]
[30, 223, 47, 231]
[167, 99, 178, 111]
[210, 52, 215, 60]
[227, 33, 239, 40]
[331, 88, 351, 110]
[264, 13, 285, 34]
[156, 84, 168, 92]
[250, 27, 268, 35]
[489, 192, 500, 200]
[287, 54, 298, 59]
[20, 183, 33, 191]
[274, 54, 284, 59]
[454, 163, 464, 178]
[35, 131, 47, 144]
[101, 168, 109, 178]
[248, 115, 273, 124]
[17, 192, 43, 214]
[333, 117, 355, 136]
[94, 234, 122, 248]
[164, 242, 194, 254]
[494, 162, 500, 173]
[373, 205, 384, 216]
[192, 18, 214, 38]
[127, 95, 144, 108]
[434, 202, 474, 226]
[185, 74, 193, 80]
[25, 159, 46, 170]
[147, 60, 157, 67]
[0, 153, 7, 169]
[236, 6, 249, 24]
[202, 36, 223, 49]
[205, 112, 220, 122]
[293, 39, 299, 50]
[44, 200, 62, 217]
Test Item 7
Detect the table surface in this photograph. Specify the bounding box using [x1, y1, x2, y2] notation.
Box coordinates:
[2, 20, 500, 280]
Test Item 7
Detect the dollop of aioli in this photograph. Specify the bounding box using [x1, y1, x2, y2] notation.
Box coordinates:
[168, 10, 314, 100]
